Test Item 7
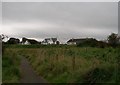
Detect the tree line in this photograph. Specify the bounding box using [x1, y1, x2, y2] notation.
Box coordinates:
[77, 33, 120, 48]
[0, 33, 120, 48]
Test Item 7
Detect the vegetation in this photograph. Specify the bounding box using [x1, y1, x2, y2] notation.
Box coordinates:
[107, 33, 120, 47]
[2, 48, 21, 83]
[23, 46, 118, 83]
[7, 38, 20, 44]
[3, 45, 118, 83]
[2, 33, 120, 83]
[0, 55, 1, 83]
[77, 39, 108, 48]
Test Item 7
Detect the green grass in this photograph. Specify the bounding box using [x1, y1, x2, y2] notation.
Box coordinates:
[2, 48, 21, 83]
[0, 55, 2, 84]
[2, 44, 119, 83]
[17, 45, 117, 83]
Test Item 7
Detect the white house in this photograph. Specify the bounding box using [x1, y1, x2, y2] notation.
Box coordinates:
[24, 40, 30, 45]
[67, 38, 87, 45]
[41, 38, 57, 45]
[22, 40, 31, 45]
[67, 38, 96, 45]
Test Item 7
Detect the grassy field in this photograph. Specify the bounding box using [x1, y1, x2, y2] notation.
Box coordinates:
[2, 44, 120, 83]
[0, 55, 1, 84]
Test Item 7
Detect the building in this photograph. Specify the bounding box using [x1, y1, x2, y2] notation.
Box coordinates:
[22, 40, 31, 45]
[21, 37, 39, 45]
[67, 38, 96, 45]
[41, 38, 57, 45]
[67, 38, 86, 45]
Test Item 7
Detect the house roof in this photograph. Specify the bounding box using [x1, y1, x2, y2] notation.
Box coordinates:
[22, 37, 39, 44]
[44, 38, 57, 42]
[67, 38, 87, 43]
[51, 38, 57, 42]
[67, 38, 96, 43]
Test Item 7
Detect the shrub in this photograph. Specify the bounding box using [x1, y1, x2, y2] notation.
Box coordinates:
[82, 65, 115, 83]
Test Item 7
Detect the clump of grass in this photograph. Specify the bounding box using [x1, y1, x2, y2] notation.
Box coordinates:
[82, 64, 115, 83]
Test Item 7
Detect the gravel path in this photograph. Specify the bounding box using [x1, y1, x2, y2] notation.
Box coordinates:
[20, 56, 48, 83]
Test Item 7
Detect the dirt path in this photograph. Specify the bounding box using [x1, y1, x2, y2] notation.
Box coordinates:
[20, 56, 48, 83]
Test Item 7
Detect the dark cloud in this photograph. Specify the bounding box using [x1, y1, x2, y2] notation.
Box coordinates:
[1, 2, 118, 43]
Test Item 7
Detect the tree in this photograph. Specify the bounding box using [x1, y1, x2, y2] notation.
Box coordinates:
[56, 41, 60, 45]
[107, 33, 119, 47]
[0, 34, 8, 54]
[0, 34, 8, 41]
[7, 38, 20, 44]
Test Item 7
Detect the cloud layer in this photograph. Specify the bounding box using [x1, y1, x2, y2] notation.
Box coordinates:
[1, 2, 118, 43]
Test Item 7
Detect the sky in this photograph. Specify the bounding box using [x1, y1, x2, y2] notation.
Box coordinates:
[1, 0, 119, 2]
[118, 2, 120, 36]
[1, 2, 118, 43]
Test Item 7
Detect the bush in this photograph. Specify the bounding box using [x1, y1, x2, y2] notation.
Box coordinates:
[82, 65, 115, 83]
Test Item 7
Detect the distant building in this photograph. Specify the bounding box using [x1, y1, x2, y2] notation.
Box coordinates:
[67, 38, 86, 45]
[22, 40, 31, 45]
[21, 37, 40, 45]
[67, 38, 76, 45]
[41, 38, 57, 45]
[67, 38, 96, 45]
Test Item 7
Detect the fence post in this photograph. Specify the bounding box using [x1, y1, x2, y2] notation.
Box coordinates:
[72, 56, 75, 70]
[56, 54, 58, 62]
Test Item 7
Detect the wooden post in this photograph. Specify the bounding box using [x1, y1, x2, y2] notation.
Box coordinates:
[50, 56, 53, 71]
[56, 54, 58, 62]
[72, 56, 75, 70]
[85, 48, 87, 52]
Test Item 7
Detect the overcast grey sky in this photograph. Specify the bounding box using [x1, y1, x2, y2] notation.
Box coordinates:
[1, 2, 118, 43]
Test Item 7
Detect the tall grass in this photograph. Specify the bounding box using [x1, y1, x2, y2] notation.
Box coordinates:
[19, 46, 117, 83]
[0, 55, 1, 84]
[2, 48, 21, 83]
[3, 45, 118, 83]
